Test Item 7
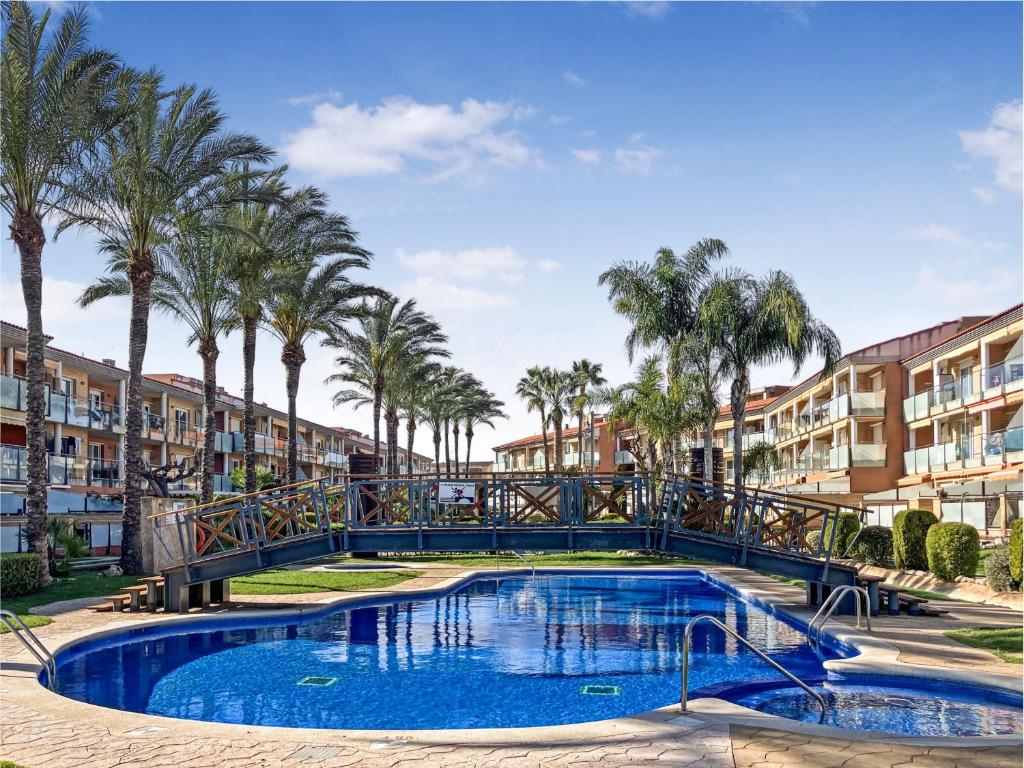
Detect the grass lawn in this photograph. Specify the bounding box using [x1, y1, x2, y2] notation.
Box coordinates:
[767, 574, 807, 589]
[945, 626, 1023, 664]
[231, 569, 421, 595]
[898, 586, 956, 602]
[977, 546, 1008, 577]
[365, 551, 702, 567]
[1, 572, 142, 634]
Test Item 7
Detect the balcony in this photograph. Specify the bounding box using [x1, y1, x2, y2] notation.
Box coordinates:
[214, 431, 241, 453]
[169, 422, 200, 446]
[44, 392, 124, 434]
[1, 374, 26, 411]
[902, 390, 932, 422]
[323, 451, 348, 468]
[982, 356, 1024, 395]
[0, 445, 121, 488]
[614, 450, 636, 465]
[850, 390, 885, 416]
[903, 446, 932, 475]
[851, 442, 886, 467]
[925, 427, 1023, 472]
[141, 412, 167, 441]
[213, 473, 238, 494]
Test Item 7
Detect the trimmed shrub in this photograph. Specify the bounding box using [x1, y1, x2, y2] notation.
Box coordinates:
[846, 526, 895, 568]
[0, 553, 42, 597]
[985, 548, 1018, 593]
[1009, 519, 1022, 584]
[805, 529, 823, 554]
[926, 522, 981, 582]
[822, 512, 860, 557]
[893, 508, 938, 570]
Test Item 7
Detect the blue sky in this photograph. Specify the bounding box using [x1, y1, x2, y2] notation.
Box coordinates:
[2, 1, 1021, 458]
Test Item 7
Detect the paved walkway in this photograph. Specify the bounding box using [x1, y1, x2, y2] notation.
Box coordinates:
[1, 562, 1020, 768]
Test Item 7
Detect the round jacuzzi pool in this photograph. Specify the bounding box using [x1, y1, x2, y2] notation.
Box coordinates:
[716, 674, 1023, 737]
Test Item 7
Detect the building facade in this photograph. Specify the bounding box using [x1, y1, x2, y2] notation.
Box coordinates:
[493, 418, 624, 473]
[0, 320, 432, 553]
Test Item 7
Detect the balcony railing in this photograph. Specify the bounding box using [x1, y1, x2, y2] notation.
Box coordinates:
[907, 357, 1024, 420]
[850, 390, 885, 416]
[169, 422, 200, 446]
[0, 445, 121, 487]
[141, 412, 167, 441]
[614, 449, 636, 465]
[44, 391, 124, 434]
[322, 451, 348, 468]
[1, 374, 26, 411]
[917, 427, 1024, 473]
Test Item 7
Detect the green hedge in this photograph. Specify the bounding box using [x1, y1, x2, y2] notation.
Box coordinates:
[846, 526, 895, 568]
[1009, 519, 1022, 584]
[805, 529, 823, 554]
[893, 508, 937, 570]
[985, 548, 1018, 593]
[0, 553, 42, 597]
[823, 512, 860, 556]
[926, 522, 981, 581]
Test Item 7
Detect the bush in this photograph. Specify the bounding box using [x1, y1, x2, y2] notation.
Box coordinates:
[805, 529, 823, 553]
[1009, 519, 1022, 584]
[0, 553, 42, 597]
[985, 548, 1019, 592]
[926, 522, 981, 581]
[846, 526, 895, 568]
[893, 508, 938, 570]
[822, 512, 860, 556]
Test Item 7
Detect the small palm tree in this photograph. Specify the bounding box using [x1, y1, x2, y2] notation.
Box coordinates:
[1, 1, 119, 586]
[542, 368, 575, 473]
[70, 74, 272, 574]
[702, 269, 841, 484]
[571, 359, 605, 471]
[398, 358, 445, 476]
[434, 366, 474, 477]
[515, 366, 551, 473]
[421, 373, 457, 478]
[266, 248, 374, 484]
[326, 294, 447, 470]
[744, 442, 782, 486]
[462, 387, 507, 470]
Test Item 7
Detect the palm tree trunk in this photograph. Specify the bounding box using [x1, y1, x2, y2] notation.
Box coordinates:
[433, 429, 441, 480]
[372, 377, 383, 470]
[553, 415, 564, 473]
[242, 315, 257, 493]
[385, 410, 398, 476]
[703, 419, 715, 482]
[731, 370, 750, 486]
[465, 426, 474, 470]
[577, 407, 585, 472]
[199, 340, 218, 504]
[452, 421, 461, 475]
[282, 342, 305, 484]
[11, 213, 51, 586]
[407, 419, 416, 476]
[540, 408, 550, 474]
[121, 259, 155, 575]
[443, 417, 451, 477]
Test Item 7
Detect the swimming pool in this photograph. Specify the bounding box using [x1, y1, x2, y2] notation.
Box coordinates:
[51, 571, 848, 730]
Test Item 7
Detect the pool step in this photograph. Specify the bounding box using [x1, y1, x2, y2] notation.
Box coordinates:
[91, 576, 166, 614]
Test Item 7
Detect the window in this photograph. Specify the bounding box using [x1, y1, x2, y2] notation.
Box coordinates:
[60, 378, 75, 396]
[89, 444, 104, 460]
[89, 390, 103, 409]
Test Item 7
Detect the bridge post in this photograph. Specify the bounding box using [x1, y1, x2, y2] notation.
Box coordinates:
[163, 569, 189, 613]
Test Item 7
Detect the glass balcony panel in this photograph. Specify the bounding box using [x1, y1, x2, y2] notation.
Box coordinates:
[0, 444, 26, 481]
[67, 398, 90, 428]
[850, 390, 885, 414]
[851, 442, 886, 466]
[829, 445, 849, 470]
[47, 454, 73, 485]
[0, 375, 25, 411]
[88, 457, 121, 487]
[614, 450, 636, 464]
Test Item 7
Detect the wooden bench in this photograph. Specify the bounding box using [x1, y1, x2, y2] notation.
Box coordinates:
[855, 572, 885, 616]
[87, 602, 114, 613]
[122, 585, 149, 612]
[138, 576, 165, 611]
[104, 594, 132, 612]
[879, 584, 933, 616]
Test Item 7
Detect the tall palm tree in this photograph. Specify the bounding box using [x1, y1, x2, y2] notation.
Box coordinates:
[1, 1, 119, 586]
[599, 240, 729, 481]
[702, 269, 841, 484]
[463, 387, 507, 469]
[266, 242, 373, 483]
[223, 165, 288, 493]
[81, 216, 235, 503]
[71, 74, 271, 574]
[542, 368, 575, 474]
[434, 366, 473, 477]
[326, 294, 447, 472]
[421, 375, 456, 478]
[677, 332, 727, 481]
[398, 357, 443, 476]
[571, 359, 605, 471]
[515, 366, 550, 474]
[450, 373, 484, 476]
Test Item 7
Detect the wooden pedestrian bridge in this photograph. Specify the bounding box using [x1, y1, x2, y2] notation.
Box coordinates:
[152, 472, 863, 611]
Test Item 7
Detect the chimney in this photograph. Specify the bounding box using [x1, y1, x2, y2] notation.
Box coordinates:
[102, 358, 116, 367]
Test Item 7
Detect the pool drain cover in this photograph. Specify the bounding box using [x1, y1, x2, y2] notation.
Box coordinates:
[298, 676, 337, 687]
[581, 684, 621, 696]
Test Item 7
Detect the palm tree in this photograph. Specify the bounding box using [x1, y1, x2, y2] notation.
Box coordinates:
[449, 373, 484, 476]
[421, 375, 456, 478]
[542, 368, 575, 473]
[571, 359, 605, 471]
[223, 165, 288, 493]
[463, 387, 507, 470]
[702, 269, 841, 484]
[326, 294, 447, 472]
[71, 74, 272, 574]
[744, 442, 782, 486]
[599, 240, 729, 481]
[435, 366, 473, 477]
[515, 366, 551, 474]
[398, 358, 444, 476]
[1, 1, 119, 586]
[677, 333, 727, 481]
[266, 236, 374, 483]
[81, 216, 235, 503]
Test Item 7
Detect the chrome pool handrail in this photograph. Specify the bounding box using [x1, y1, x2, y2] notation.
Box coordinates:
[0, 608, 57, 690]
[495, 549, 536, 576]
[680, 614, 826, 724]
[807, 585, 871, 648]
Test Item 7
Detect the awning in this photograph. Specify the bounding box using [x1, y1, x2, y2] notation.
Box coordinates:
[861, 483, 932, 502]
[936, 477, 1022, 497]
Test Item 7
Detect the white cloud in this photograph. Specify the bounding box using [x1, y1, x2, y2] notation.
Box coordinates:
[915, 262, 1022, 306]
[571, 148, 602, 165]
[906, 223, 1007, 253]
[622, 2, 672, 19]
[615, 145, 662, 175]
[537, 259, 561, 273]
[774, 3, 813, 27]
[283, 90, 342, 107]
[971, 186, 997, 204]
[1, 275, 128, 331]
[562, 70, 589, 89]
[549, 114, 572, 125]
[282, 96, 540, 180]
[396, 246, 526, 283]
[397, 276, 517, 313]
[959, 100, 1023, 194]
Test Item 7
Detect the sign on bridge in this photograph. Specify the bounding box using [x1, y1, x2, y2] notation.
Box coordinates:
[438, 482, 477, 505]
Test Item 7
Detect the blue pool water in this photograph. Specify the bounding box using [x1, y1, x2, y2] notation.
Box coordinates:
[724, 675, 1023, 737]
[53, 572, 845, 729]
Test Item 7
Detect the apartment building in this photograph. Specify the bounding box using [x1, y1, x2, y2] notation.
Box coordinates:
[0, 320, 432, 553]
[493, 419, 623, 473]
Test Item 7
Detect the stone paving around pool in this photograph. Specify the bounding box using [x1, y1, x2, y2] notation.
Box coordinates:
[1, 562, 1021, 768]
